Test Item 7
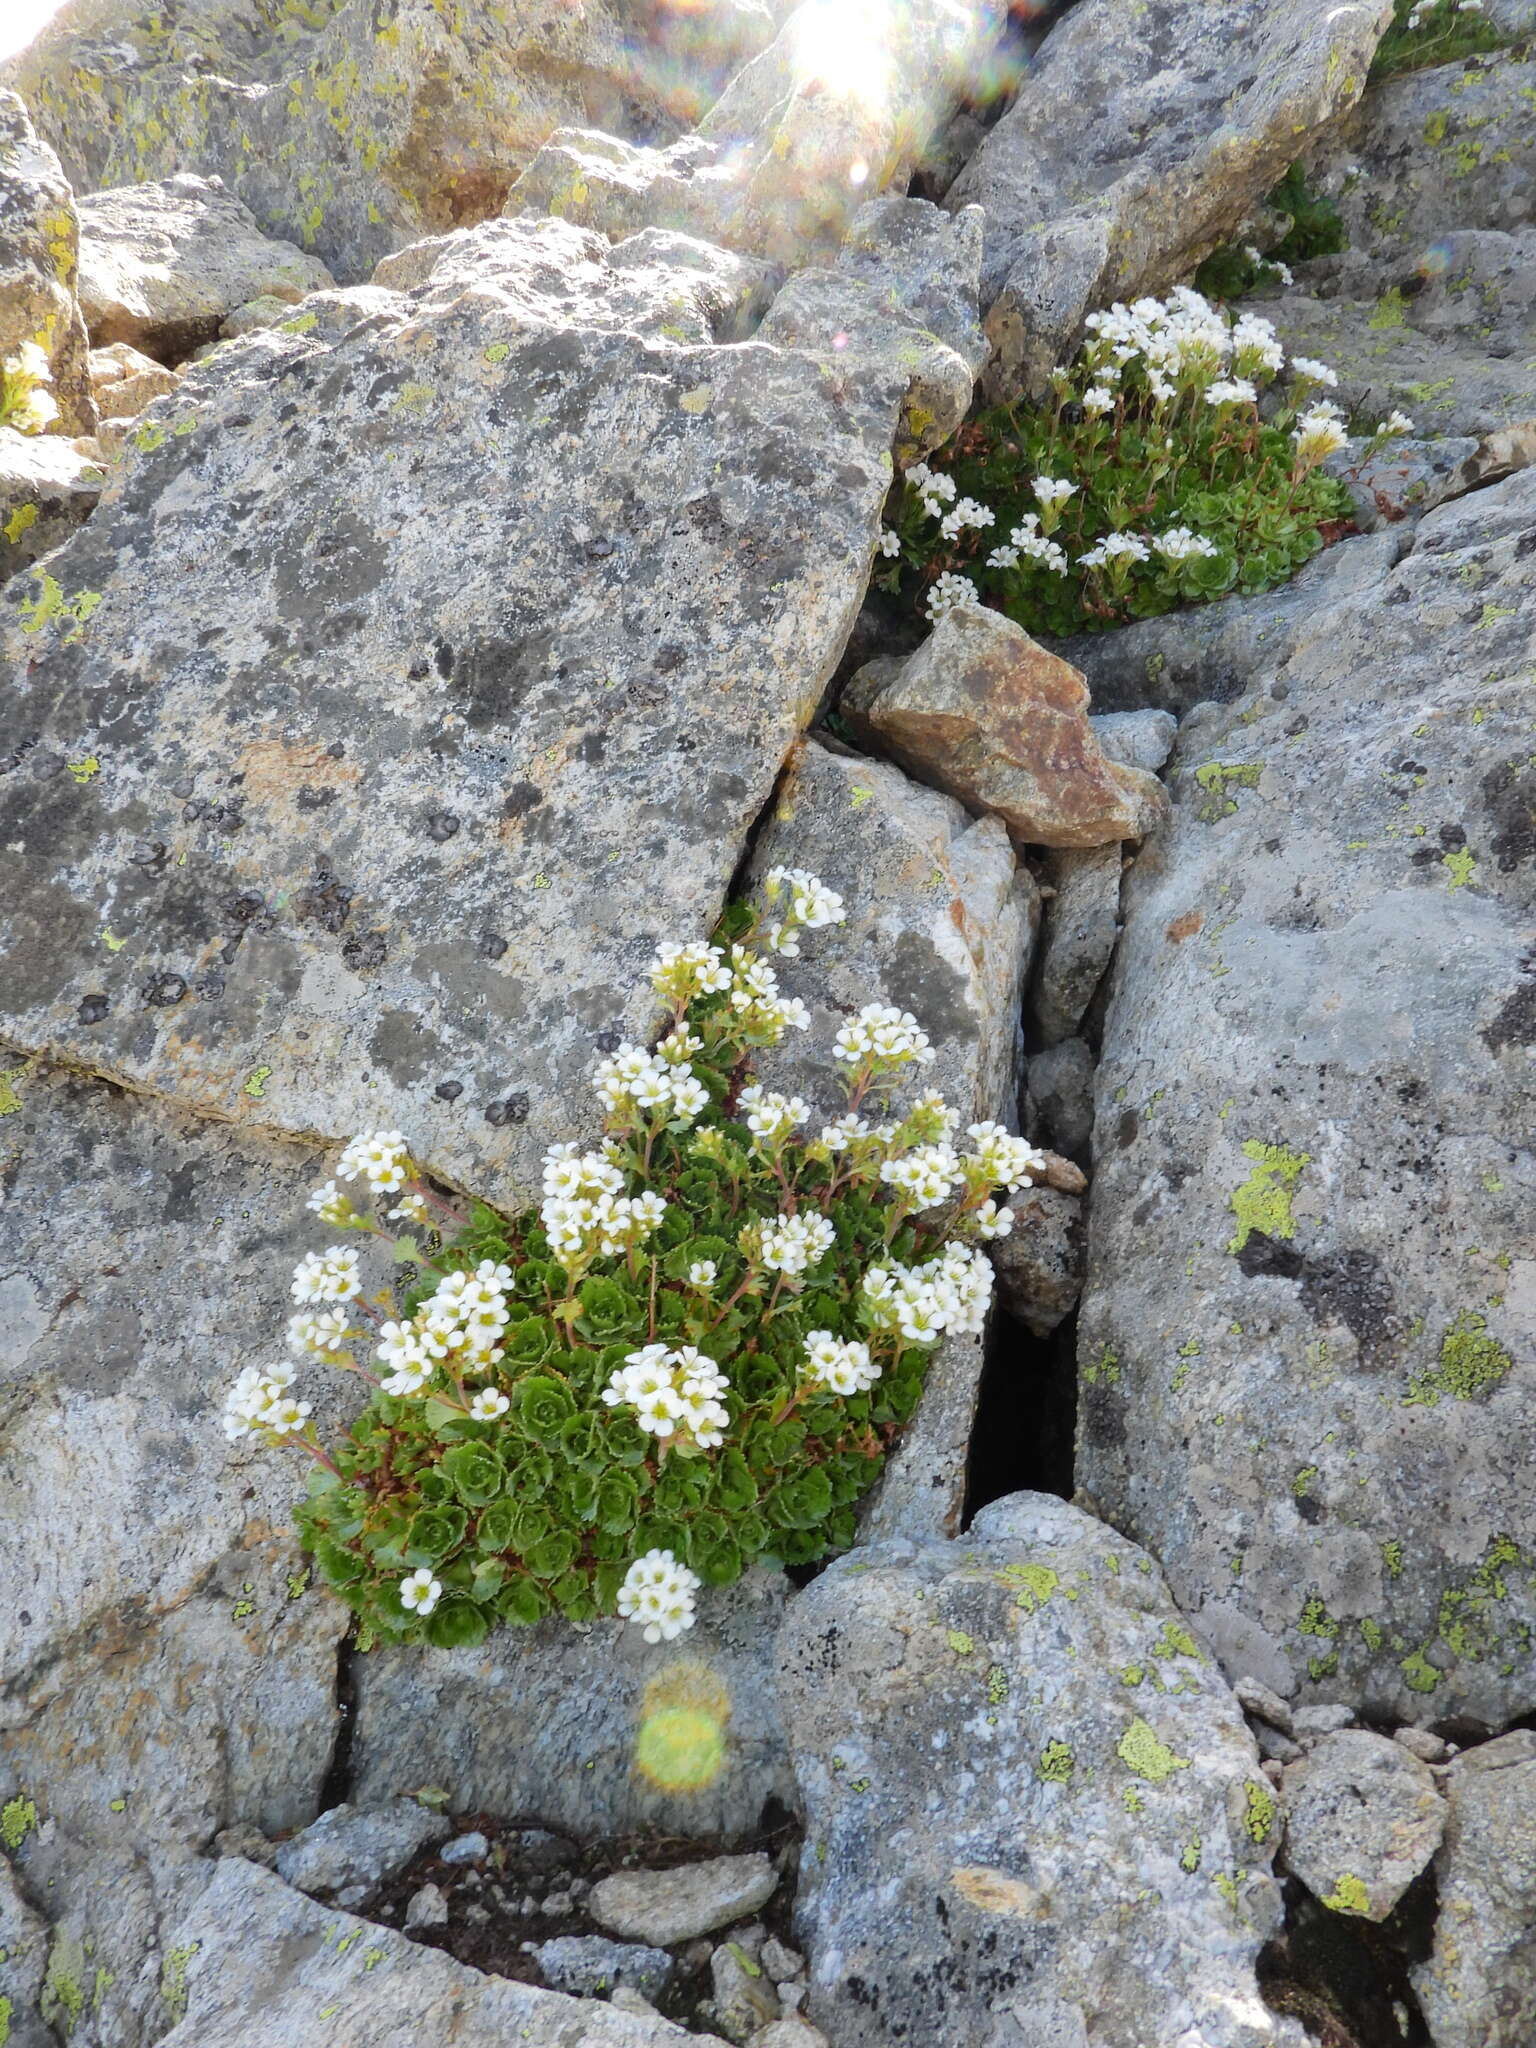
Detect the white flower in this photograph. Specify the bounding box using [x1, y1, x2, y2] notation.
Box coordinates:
[603, 1345, 729, 1447]
[400, 1568, 442, 1617]
[974, 1199, 1014, 1239]
[762, 867, 846, 955]
[468, 1388, 510, 1420]
[668, 1072, 711, 1122]
[650, 941, 732, 1004]
[1294, 407, 1349, 464]
[880, 1142, 963, 1209]
[616, 1548, 700, 1643]
[938, 496, 995, 541]
[1230, 314, 1284, 376]
[336, 1131, 412, 1192]
[819, 1112, 871, 1153]
[221, 1362, 307, 1441]
[1077, 533, 1150, 572]
[1290, 355, 1338, 388]
[306, 1180, 354, 1224]
[964, 1122, 1049, 1191]
[290, 1246, 362, 1304]
[925, 571, 982, 622]
[687, 1259, 718, 1289]
[801, 1329, 881, 1397]
[1153, 525, 1220, 564]
[832, 1003, 935, 1072]
[387, 1192, 431, 1225]
[287, 1307, 353, 1354]
[740, 1085, 810, 1146]
[1083, 385, 1116, 416]
[1381, 410, 1415, 437]
[877, 528, 902, 556]
[1204, 378, 1258, 407]
[754, 1210, 837, 1277]
[1033, 476, 1076, 509]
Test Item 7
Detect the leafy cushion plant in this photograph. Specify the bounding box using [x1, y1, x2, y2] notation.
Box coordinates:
[224, 871, 1049, 1650]
[1194, 163, 1348, 303]
[875, 286, 1411, 638]
[1370, 0, 1515, 80]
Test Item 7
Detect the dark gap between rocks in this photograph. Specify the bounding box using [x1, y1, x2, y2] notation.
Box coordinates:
[962, 1304, 1077, 1525]
[1259, 1870, 1437, 2048]
[317, 1626, 361, 1813]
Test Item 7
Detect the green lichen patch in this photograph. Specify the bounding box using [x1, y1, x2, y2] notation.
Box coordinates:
[1037, 1740, 1076, 1784]
[946, 1629, 975, 1656]
[1321, 1873, 1371, 1915]
[0, 1797, 36, 1852]
[1227, 1140, 1310, 1252]
[1243, 1781, 1276, 1844]
[160, 1943, 199, 2022]
[1401, 1648, 1443, 1695]
[1298, 1594, 1339, 1640]
[1194, 760, 1264, 822]
[1404, 1311, 1512, 1406]
[1116, 1718, 1190, 1782]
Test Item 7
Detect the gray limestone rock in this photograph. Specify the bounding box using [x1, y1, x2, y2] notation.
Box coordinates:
[274, 1799, 451, 1897]
[0, 89, 95, 434]
[746, 735, 1036, 1541]
[3, 0, 777, 282]
[710, 1940, 781, 2039]
[0, 217, 910, 1203]
[1280, 1728, 1445, 1920]
[946, 0, 1391, 393]
[1090, 710, 1179, 776]
[589, 1853, 778, 1946]
[1024, 1038, 1096, 1162]
[349, 1568, 792, 1841]
[405, 1881, 450, 1930]
[1049, 528, 1409, 718]
[844, 609, 1169, 849]
[986, 1185, 1085, 1337]
[153, 1855, 713, 2047]
[506, 0, 1008, 270]
[0, 422, 104, 578]
[1076, 465, 1536, 1723]
[777, 1491, 1299, 2048]
[1031, 844, 1125, 1047]
[1411, 1729, 1536, 2047]
[75, 174, 333, 358]
[533, 1935, 676, 1999]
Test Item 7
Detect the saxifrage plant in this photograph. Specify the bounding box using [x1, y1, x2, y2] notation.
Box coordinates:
[876, 286, 1412, 638]
[224, 870, 1048, 1650]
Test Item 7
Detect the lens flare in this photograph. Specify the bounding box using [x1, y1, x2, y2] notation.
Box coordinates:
[634, 1659, 732, 1793]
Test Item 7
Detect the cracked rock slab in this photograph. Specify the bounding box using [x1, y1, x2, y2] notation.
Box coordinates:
[1076, 466, 1536, 1724]
[777, 1490, 1300, 2048]
[0, 219, 907, 1203]
[0, 89, 95, 435]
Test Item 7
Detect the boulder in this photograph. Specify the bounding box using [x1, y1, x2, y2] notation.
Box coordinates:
[710, 1940, 782, 2038]
[843, 608, 1169, 849]
[1076, 464, 1536, 1723]
[986, 1184, 1085, 1336]
[348, 1568, 793, 1841]
[1030, 843, 1125, 1046]
[0, 89, 94, 434]
[273, 1799, 451, 1899]
[0, 215, 916, 1200]
[0, 423, 103, 577]
[589, 1853, 778, 1946]
[1280, 1728, 1445, 1921]
[1411, 1729, 1536, 2047]
[75, 174, 333, 359]
[533, 1935, 676, 1998]
[88, 339, 179, 419]
[946, 0, 1391, 393]
[2, 0, 784, 281]
[745, 735, 1037, 1541]
[1090, 710, 1178, 776]
[505, 0, 1009, 269]
[777, 1491, 1300, 2048]
[152, 1855, 714, 2047]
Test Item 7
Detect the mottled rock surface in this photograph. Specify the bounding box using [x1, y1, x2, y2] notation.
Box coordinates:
[948, 0, 1391, 392]
[1078, 467, 1536, 1722]
[155, 1856, 711, 2047]
[534, 1934, 676, 1998]
[349, 1568, 792, 1839]
[747, 735, 1036, 1541]
[75, 173, 333, 357]
[1031, 844, 1124, 1046]
[274, 1798, 451, 1897]
[1412, 1729, 1536, 2048]
[844, 609, 1168, 849]
[0, 89, 94, 433]
[987, 1184, 1085, 1336]
[0, 423, 103, 577]
[1280, 1729, 1445, 1921]
[0, 217, 909, 1202]
[778, 1491, 1298, 2048]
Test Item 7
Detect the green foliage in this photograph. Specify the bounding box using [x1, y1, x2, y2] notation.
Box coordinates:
[1371, 0, 1515, 81]
[1195, 164, 1347, 302]
[880, 288, 1353, 638]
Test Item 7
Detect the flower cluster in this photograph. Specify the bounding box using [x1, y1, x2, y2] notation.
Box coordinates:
[0, 342, 59, 436]
[879, 286, 1369, 636]
[603, 1345, 731, 1448]
[232, 875, 1052, 1652]
[617, 1549, 701, 1643]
